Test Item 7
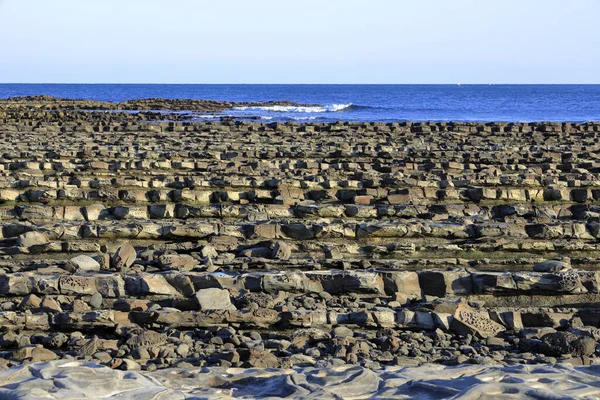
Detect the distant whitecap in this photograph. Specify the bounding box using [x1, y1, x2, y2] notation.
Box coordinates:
[233, 103, 353, 113]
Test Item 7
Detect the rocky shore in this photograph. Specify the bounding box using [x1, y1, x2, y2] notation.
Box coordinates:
[0, 95, 317, 114]
[1, 96, 600, 396]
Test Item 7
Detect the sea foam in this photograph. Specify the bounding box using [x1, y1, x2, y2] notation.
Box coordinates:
[233, 103, 352, 113]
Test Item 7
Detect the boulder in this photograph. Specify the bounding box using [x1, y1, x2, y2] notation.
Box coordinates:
[248, 350, 279, 368]
[472, 272, 517, 294]
[239, 247, 272, 258]
[111, 243, 137, 269]
[17, 231, 49, 247]
[18, 294, 41, 310]
[139, 275, 180, 296]
[290, 328, 331, 348]
[40, 297, 62, 312]
[451, 303, 505, 338]
[78, 336, 99, 358]
[324, 246, 342, 260]
[89, 292, 103, 309]
[418, 269, 473, 297]
[158, 254, 197, 271]
[195, 288, 236, 311]
[272, 241, 292, 260]
[513, 270, 587, 294]
[126, 330, 166, 348]
[67, 255, 101, 272]
[201, 245, 218, 259]
[31, 346, 58, 362]
[533, 257, 571, 273]
[120, 359, 141, 371]
[539, 331, 596, 357]
[281, 224, 315, 240]
[381, 271, 421, 300]
[332, 326, 354, 338]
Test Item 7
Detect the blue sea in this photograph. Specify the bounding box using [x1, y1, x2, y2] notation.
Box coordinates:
[1, 84, 599, 122]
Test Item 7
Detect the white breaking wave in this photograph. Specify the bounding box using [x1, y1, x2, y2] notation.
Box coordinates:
[288, 116, 317, 121]
[233, 103, 352, 113]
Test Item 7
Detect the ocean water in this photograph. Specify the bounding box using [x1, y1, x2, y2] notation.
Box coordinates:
[1, 84, 599, 122]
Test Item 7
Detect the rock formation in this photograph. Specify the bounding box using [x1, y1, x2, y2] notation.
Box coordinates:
[0, 97, 598, 374]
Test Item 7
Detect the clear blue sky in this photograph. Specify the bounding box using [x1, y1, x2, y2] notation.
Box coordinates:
[1, 0, 598, 84]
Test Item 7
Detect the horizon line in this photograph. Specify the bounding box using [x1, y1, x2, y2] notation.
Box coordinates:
[2, 82, 600, 86]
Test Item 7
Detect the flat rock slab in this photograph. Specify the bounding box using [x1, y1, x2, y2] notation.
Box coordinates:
[1, 361, 600, 399]
[68, 255, 101, 272]
[0, 361, 183, 399]
[195, 288, 236, 311]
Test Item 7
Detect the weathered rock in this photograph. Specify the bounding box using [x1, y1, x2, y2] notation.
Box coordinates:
[67, 255, 101, 272]
[513, 271, 587, 294]
[40, 297, 62, 312]
[31, 346, 58, 362]
[201, 245, 218, 259]
[248, 350, 279, 368]
[121, 359, 141, 371]
[332, 326, 354, 338]
[17, 231, 49, 247]
[158, 254, 197, 271]
[18, 294, 41, 310]
[533, 258, 571, 273]
[2, 103, 600, 371]
[126, 331, 167, 348]
[272, 241, 292, 260]
[539, 331, 597, 357]
[195, 288, 236, 311]
[78, 336, 99, 358]
[112, 243, 137, 269]
[89, 292, 103, 309]
[451, 303, 505, 338]
[418, 270, 473, 297]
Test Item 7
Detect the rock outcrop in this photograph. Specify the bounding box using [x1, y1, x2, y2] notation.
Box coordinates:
[0, 98, 598, 372]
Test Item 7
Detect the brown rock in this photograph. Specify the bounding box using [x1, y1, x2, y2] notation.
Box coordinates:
[112, 243, 137, 269]
[272, 241, 292, 260]
[40, 297, 62, 312]
[451, 302, 505, 338]
[31, 346, 58, 362]
[248, 350, 279, 368]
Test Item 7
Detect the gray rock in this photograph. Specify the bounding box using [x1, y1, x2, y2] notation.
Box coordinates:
[31, 346, 58, 362]
[17, 231, 49, 247]
[126, 331, 167, 348]
[78, 336, 99, 358]
[89, 292, 103, 309]
[68, 255, 101, 272]
[248, 349, 279, 368]
[195, 288, 236, 311]
[451, 303, 505, 338]
[121, 359, 141, 370]
[272, 241, 292, 260]
[201, 245, 218, 258]
[112, 243, 137, 269]
[157, 254, 197, 271]
[540, 331, 596, 357]
[533, 258, 571, 273]
[332, 326, 354, 338]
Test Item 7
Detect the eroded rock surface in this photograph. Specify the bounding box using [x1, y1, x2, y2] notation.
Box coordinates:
[0, 98, 598, 375]
[1, 361, 600, 399]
